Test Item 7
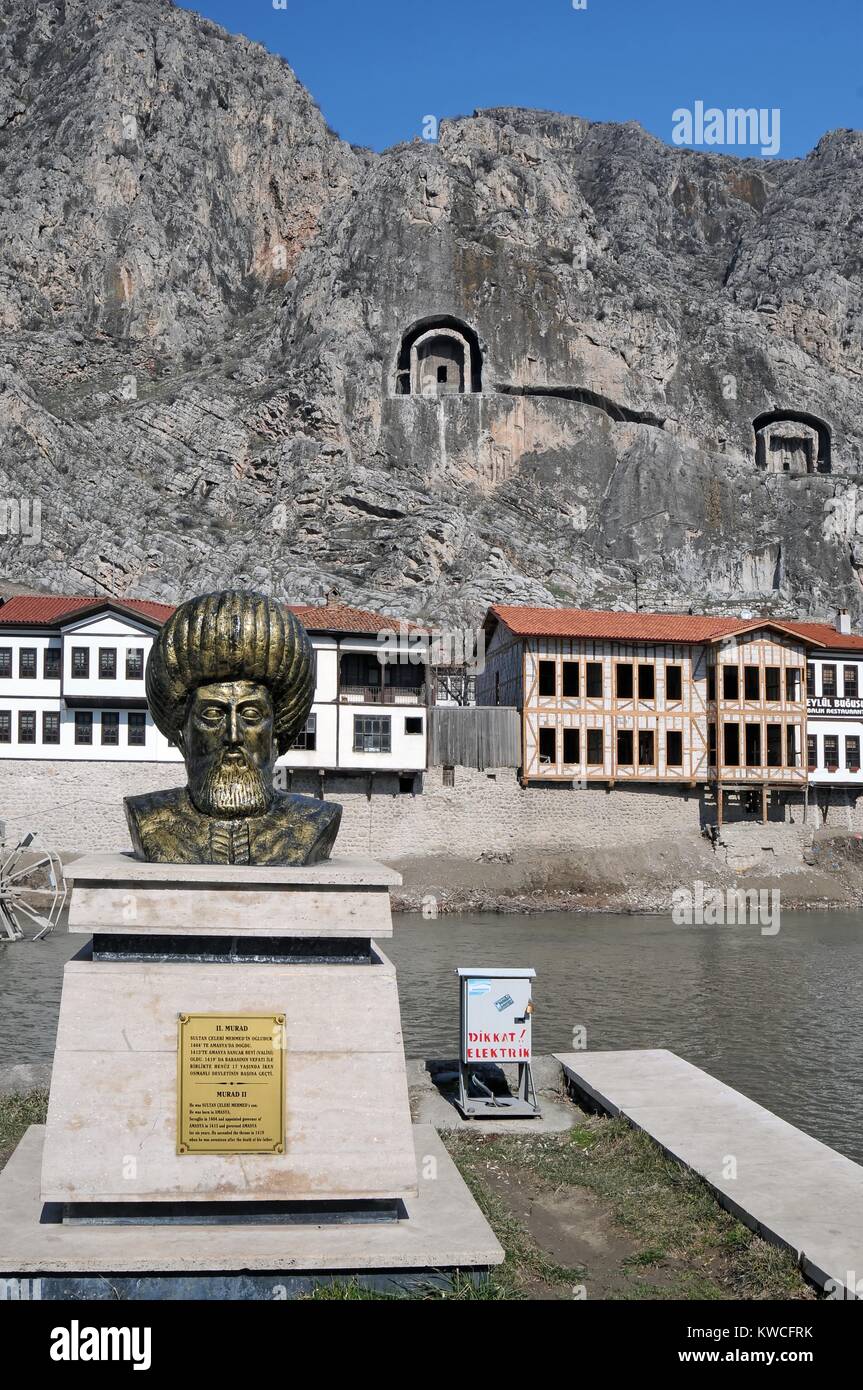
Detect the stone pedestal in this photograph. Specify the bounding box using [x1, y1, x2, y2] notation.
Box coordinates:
[0, 851, 503, 1290]
[43, 853, 415, 1206]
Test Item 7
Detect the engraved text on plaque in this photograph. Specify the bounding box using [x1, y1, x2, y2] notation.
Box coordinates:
[177, 1013, 285, 1155]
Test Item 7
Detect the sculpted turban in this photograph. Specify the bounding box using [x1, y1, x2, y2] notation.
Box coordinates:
[146, 591, 315, 755]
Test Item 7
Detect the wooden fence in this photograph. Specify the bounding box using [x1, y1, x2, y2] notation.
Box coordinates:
[428, 707, 520, 770]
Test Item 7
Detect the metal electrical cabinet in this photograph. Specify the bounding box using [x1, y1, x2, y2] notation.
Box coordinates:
[454, 967, 540, 1119]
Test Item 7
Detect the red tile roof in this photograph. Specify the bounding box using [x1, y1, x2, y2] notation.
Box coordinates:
[0, 594, 424, 637]
[5, 595, 857, 651]
[287, 603, 426, 635]
[0, 595, 175, 626]
[781, 621, 863, 652]
[486, 604, 842, 648]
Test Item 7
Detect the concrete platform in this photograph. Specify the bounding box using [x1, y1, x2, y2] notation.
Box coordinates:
[409, 1058, 576, 1135]
[0, 1125, 503, 1296]
[556, 1048, 863, 1297]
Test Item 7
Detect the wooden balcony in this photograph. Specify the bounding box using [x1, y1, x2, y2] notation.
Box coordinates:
[339, 685, 425, 706]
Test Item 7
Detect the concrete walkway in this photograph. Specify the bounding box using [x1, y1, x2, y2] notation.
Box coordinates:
[555, 1048, 862, 1297]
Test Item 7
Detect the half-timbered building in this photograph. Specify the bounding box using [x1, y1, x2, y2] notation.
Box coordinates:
[478, 605, 835, 822]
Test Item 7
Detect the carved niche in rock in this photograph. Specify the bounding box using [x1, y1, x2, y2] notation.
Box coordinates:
[754, 412, 831, 474]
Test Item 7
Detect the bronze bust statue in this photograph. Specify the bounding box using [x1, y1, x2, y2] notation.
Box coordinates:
[124, 591, 342, 866]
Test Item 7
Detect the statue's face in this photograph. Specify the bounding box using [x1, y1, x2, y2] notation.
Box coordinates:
[183, 680, 276, 818]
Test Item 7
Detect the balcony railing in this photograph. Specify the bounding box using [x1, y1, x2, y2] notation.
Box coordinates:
[339, 685, 425, 706]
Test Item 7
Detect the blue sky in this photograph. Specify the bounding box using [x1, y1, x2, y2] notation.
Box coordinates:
[178, 0, 862, 158]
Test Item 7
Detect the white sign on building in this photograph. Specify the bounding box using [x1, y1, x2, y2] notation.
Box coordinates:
[805, 621, 863, 787]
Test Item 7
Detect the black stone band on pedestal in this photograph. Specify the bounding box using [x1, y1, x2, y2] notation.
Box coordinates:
[89, 935, 376, 964]
[48, 1199, 406, 1227]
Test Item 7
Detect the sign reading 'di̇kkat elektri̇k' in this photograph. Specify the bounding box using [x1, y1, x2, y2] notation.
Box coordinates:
[460, 972, 533, 1063]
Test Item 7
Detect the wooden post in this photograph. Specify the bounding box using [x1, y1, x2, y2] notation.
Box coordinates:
[761, 783, 768, 825]
[717, 782, 723, 830]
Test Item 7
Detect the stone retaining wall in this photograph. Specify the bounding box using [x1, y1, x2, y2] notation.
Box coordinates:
[0, 759, 845, 860]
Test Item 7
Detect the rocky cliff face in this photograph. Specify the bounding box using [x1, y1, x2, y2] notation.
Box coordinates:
[1, 0, 862, 625]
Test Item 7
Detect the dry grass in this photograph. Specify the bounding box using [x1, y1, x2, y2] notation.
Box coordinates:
[444, 1114, 815, 1301]
[0, 1089, 47, 1172]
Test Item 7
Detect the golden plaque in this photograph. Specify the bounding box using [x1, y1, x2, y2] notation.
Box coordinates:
[177, 1013, 286, 1155]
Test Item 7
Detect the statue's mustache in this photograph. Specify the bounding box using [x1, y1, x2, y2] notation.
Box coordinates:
[188, 746, 273, 817]
[213, 747, 252, 768]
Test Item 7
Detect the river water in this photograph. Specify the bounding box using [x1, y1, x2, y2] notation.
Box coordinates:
[2, 910, 862, 1164]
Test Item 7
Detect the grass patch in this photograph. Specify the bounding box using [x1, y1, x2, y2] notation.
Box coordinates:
[443, 1111, 815, 1302]
[0, 1089, 48, 1171]
[447, 1146, 584, 1299]
[304, 1274, 506, 1301]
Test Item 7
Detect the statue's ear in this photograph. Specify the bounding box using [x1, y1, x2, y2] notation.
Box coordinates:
[175, 699, 190, 755]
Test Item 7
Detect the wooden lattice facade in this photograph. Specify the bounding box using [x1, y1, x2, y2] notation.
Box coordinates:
[478, 609, 817, 800]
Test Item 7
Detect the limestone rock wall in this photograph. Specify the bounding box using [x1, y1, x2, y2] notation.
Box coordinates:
[1, 0, 863, 627]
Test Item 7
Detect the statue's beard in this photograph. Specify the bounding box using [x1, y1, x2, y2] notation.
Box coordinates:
[188, 752, 273, 819]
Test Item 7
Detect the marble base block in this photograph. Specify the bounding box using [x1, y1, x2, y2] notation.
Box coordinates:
[66, 853, 401, 939]
[41, 944, 416, 1205]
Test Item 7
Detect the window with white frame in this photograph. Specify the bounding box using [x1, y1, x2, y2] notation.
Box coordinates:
[74, 711, 93, 745]
[128, 712, 147, 747]
[292, 714, 317, 751]
[353, 715, 391, 754]
[126, 648, 145, 680]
